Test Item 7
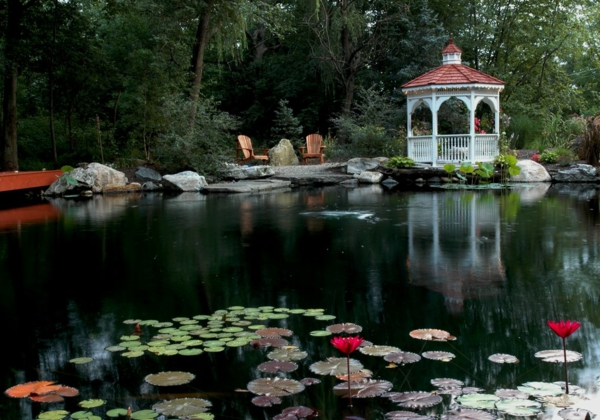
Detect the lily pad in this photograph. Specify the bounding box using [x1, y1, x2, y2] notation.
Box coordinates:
[315, 315, 336, 321]
[558, 408, 595, 419]
[256, 328, 293, 337]
[495, 398, 541, 416]
[384, 351, 421, 365]
[441, 408, 495, 420]
[431, 378, 464, 388]
[422, 351, 456, 361]
[388, 391, 443, 409]
[5, 381, 56, 398]
[105, 408, 129, 418]
[78, 399, 105, 408]
[252, 395, 282, 407]
[310, 330, 332, 337]
[152, 398, 211, 417]
[456, 394, 499, 409]
[131, 409, 158, 419]
[69, 357, 94, 365]
[359, 345, 401, 356]
[258, 361, 298, 373]
[534, 350, 583, 363]
[409, 329, 456, 341]
[299, 377, 321, 386]
[495, 389, 529, 399]
[249, 338, 289, 348]
[326, 323, 363, 334]
[386, 411, 436, 420]
[37, 410, 70, 419]
[333, 379, 393, 398]
[309, 357, 364, 376]
[517, 381, 562, 397]
[488, 353, 519, 364]
[267, 348, 308, 362]
[145, 371, 195, 386]
[247, 378, 305, 397]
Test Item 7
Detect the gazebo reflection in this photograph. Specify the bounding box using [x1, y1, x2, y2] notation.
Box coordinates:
[407, 192, 506, 314]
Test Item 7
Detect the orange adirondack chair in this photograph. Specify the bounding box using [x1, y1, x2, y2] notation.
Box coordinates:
[236, 135, 269, 164]
[299, 134, 326, 164]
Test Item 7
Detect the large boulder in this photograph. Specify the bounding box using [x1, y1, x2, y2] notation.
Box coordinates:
[552, 164, 600, 183]
[135, 166, 162, 182]
[44, 163, 128, 196]
[347, 157, 389, 174]
[163, 171, 208, 192]
[221, 164, 275, 180]
[268, 139, 299, 166]
[511, 160, 551, 182]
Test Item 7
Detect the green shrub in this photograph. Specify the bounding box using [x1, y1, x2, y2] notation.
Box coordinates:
[540, 151, 558, 163]
[387, 156, 415, 168]
[507, 114, 542, 149]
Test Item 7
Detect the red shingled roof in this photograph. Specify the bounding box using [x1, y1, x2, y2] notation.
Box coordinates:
[402, 64, 504, 88]
[441, 37, 462, 54]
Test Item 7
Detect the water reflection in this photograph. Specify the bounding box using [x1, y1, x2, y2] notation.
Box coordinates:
[2, 186, 600, 419]
[407, 191, 505, 315]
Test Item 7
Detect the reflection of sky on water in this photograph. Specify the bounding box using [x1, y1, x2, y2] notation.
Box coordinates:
[2, 185, 600, 419]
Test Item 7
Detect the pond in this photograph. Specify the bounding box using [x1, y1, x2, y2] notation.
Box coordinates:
[1, 184, 600, 420]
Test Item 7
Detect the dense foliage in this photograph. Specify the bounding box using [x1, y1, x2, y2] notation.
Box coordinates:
[1, 0, 599, 174]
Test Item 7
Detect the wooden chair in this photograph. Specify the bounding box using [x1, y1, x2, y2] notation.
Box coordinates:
[236, 135, 269, 164]
[299, 133, 326, 164]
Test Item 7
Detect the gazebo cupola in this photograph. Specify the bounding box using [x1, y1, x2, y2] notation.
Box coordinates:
[402, 38, 505, 166]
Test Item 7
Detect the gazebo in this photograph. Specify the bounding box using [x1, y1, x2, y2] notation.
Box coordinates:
[402, 38, 505, 166]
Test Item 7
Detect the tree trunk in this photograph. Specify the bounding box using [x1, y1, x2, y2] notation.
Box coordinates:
[189, 4, 213, 128]
[49, 0, 58, 164]
[1, 0, 26, 171]
[2, 67, 19, 171]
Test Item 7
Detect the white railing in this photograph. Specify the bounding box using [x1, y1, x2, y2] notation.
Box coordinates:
[407, 134, 499, 165]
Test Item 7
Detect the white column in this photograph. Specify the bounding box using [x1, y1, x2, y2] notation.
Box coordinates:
[432, 91, 438, 166]
[469, 90, 475, 162]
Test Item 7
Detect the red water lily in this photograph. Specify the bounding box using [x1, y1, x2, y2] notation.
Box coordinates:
[547, 319, 581, 394]
[331, 335, 365, 408]
[547, 320, 581, 338]
[331, 336, 364, 355]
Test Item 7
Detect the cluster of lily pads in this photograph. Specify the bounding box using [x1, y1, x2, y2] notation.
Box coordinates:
[3, 306, 595, 420]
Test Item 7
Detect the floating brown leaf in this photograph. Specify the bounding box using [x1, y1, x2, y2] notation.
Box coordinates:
[422, 351, 455, 361]
[255, 328, 293, 337]
[326, 323, 363, 334]
[5, 381, 56, 398]
[388, 391, 442, 409]
[247, 378, 305, 397]
[257, 361, 298, 373]
[333, 379, 393, 398]
[437, 388, 463, 396]
[309, 357, 364, 376]
[29, 394, 64, 403]
[384, 351, 421, 365]
[251, 395, 282, 407]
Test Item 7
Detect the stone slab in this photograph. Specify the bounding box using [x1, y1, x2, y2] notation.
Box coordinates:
[202, 179, 292, 194]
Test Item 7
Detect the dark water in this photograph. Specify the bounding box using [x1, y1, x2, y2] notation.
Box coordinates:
[1, 184, 600, 419]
